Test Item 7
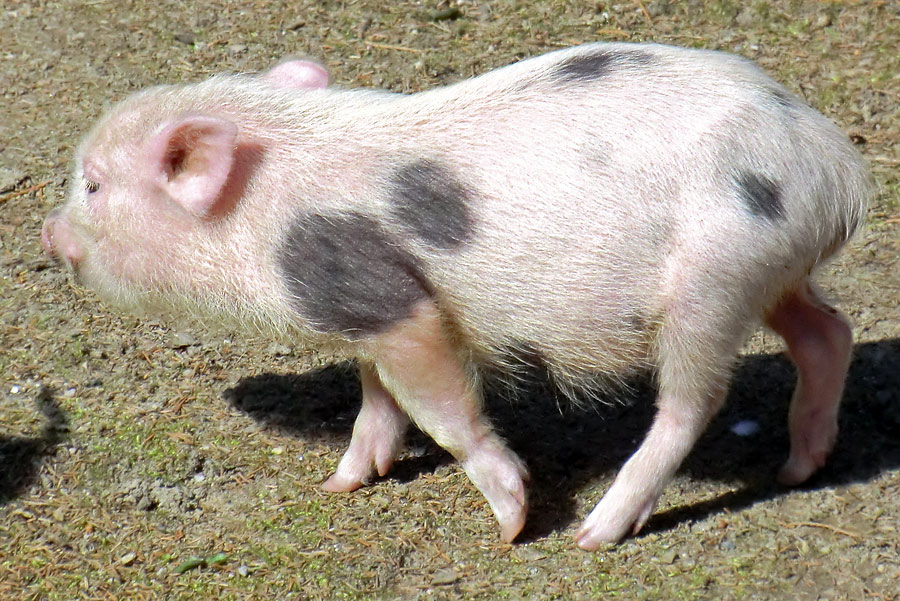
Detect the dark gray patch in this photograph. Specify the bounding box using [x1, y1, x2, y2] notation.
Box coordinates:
[389, 160, 474, 250]
[627, 312, 647, 333]
[736, 171, 785, 220]
[278, 213, 431, 338]
[553, 49, 655, 84]
[768, 87, 797, 110]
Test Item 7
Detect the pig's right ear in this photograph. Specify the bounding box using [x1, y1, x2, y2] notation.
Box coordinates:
[146, 115, 238, 217]
[262, 60, 329, 89]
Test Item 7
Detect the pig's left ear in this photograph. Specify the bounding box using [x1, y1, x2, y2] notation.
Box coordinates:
[146, 115, 238, 217]
[262, 60, 329, 89]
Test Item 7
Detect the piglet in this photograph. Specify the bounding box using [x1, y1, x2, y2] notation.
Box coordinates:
[41, 44, 870, 549]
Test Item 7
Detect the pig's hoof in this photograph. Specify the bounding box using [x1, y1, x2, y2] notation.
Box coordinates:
[461, 443, 529, 543]
[492, 479, 528, 543]
[777, 424, 835, 486]
[321, 452, 383, 492]
[575, 497, 656, 551]
[321, 471, 367, 493]
[321, 432, 401, 493]
[776, 449, 828, 487]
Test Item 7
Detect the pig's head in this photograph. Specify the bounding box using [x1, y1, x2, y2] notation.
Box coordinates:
[41, 60, 331, 332]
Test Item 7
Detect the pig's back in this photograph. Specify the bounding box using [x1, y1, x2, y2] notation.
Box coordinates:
[360, 43, 868, 382]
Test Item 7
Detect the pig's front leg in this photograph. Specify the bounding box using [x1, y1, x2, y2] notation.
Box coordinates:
[322, 363, 410, 492]
[372, 301, 529, 543]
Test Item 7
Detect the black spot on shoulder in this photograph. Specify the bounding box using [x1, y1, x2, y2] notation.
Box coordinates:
[736, 172, 785, 221]
[553, 48, 656, 84]
[278, 213, 431, 338]
[389, 160, 475, 250]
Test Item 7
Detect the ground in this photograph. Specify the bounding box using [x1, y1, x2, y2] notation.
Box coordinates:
[1, 1, 899, 599]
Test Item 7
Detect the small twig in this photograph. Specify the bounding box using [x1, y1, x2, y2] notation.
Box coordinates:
[663, 33, 708, 41]
[782, 520, 860, 539]
[863, 587, 895, 601]
[140, 351, 155, 367]
[595, 28, 630, 38]
[167, 431, 196, 445]
[170, 394, 191, 414]
[364, 41, 422, 53]
[884, 217, 900, 225]
[0, 180, 49, 203]
[633, 0, 653, 25]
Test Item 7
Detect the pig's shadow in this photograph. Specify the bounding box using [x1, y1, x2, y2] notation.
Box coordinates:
[0, 387, 69, 504]
[225, 338, 900, 541]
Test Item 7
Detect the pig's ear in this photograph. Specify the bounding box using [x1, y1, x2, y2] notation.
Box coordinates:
[146, 115, 238, 217]
[262, 60, 329, 89]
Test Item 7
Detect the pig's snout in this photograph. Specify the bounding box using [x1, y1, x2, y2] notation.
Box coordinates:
[41, 209, 85, 268]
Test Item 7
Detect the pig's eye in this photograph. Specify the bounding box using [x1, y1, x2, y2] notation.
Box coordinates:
[85, 179, 100, 194]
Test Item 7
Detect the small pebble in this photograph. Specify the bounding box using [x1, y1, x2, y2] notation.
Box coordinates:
[513, 546, 546, 562]
[267, 343, 292, 356]
[173, 32, 196, 45]
[431, 568, 459, 585]
[730, 419, 759, 437]
[170, 331, 198, 348]
[0, 166, 26, 193]
[431, 7, 461, 21]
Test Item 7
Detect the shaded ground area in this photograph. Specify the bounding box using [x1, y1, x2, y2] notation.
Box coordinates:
[1, 1, 898, 599]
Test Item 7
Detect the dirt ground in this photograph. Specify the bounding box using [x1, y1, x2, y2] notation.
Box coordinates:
[1, 1, 898, 599]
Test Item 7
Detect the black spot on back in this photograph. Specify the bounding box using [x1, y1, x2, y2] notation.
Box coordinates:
[768, 87, 796, 110]
[736, 172, 785, 221]
[278, 213, 431, 338]
[389, 160, 474, 250]
[553, 49, 656, 84]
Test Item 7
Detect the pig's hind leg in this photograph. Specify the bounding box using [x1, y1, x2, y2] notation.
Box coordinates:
[764, 281, 853, 486]
[576, 286, 746, 550]
[372, 301, 530, 543]
[322, 363, 410, 492]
